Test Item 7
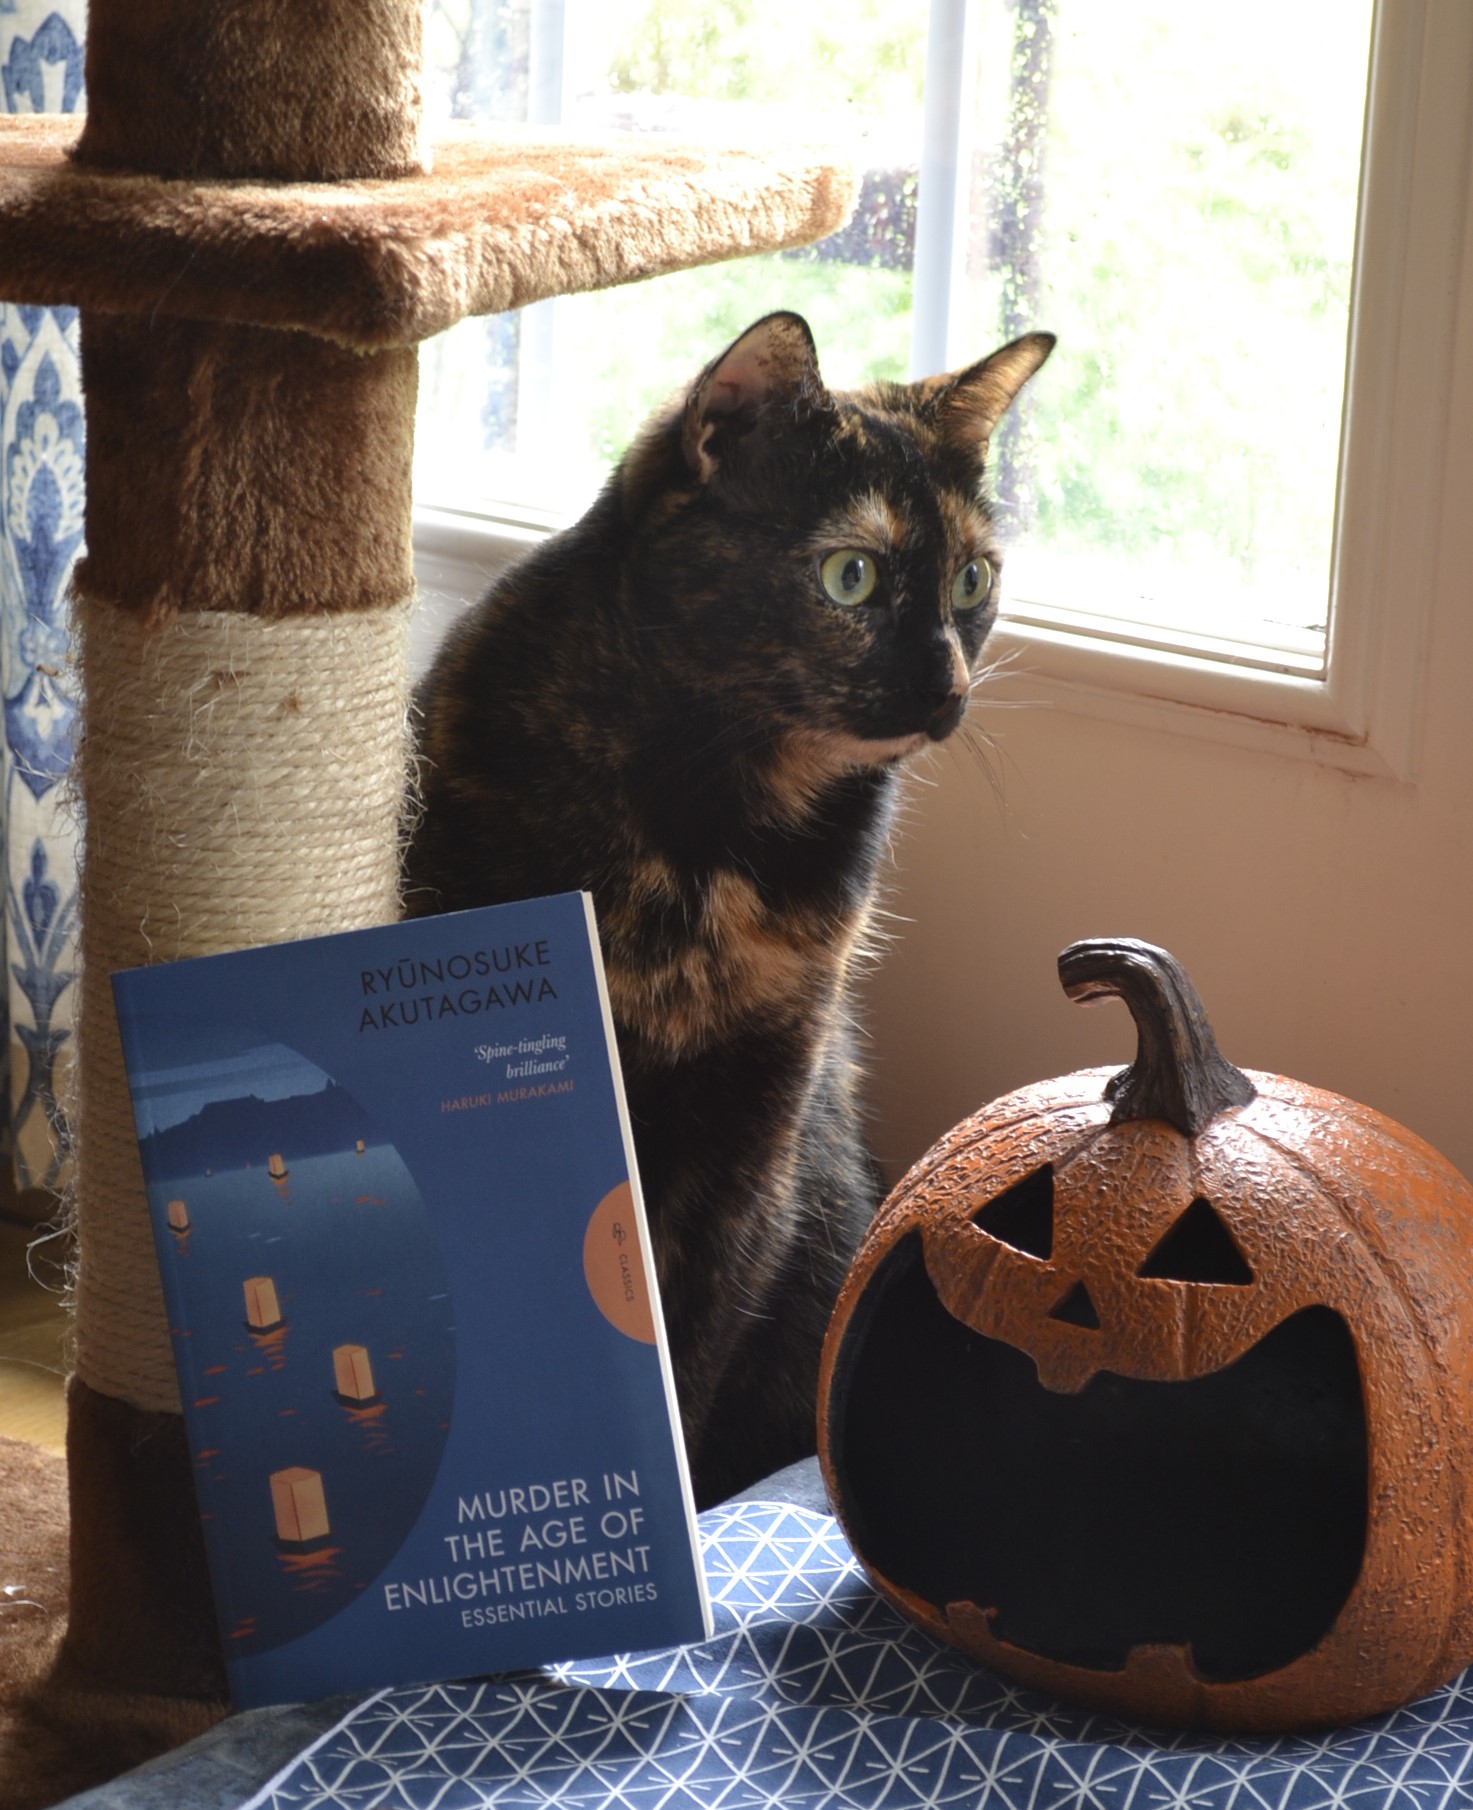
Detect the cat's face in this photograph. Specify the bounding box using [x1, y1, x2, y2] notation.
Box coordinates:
[618, 312, 1053, 773]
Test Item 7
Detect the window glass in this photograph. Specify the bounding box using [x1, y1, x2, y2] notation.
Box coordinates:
[416, 0, 1373, 674]
[958, 2, 1373, 670]
[417, 0, 924, 518]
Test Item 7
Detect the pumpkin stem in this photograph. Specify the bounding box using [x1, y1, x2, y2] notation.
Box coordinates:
[1058, 938, 1255, 1136]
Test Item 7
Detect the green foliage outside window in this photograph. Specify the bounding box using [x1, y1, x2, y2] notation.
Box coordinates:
[419, 0, 1372, 644]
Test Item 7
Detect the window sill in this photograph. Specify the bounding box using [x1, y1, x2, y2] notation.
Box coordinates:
[984, 617, 1397, 780]
[409, 504, 551, 679]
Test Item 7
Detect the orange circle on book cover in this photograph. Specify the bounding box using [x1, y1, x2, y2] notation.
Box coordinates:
[583, 1182, 656, 1343]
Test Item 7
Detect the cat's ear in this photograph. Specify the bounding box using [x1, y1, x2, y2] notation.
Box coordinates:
[928, 331, 1056, 455]
[681, 312, 825, 483]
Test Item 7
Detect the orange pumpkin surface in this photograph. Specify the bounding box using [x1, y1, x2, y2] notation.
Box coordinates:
[819, 938, 1473, 1731]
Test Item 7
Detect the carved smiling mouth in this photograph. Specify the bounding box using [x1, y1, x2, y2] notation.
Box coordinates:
[829, 1232, 1369, 1683]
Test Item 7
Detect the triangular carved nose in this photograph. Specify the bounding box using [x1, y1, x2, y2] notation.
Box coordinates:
[1137, 1198, 1253, 1284]
[1048, 1280, 1100, 1329]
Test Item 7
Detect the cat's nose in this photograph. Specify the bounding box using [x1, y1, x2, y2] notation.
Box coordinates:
[928, 690, 968, 739]
[926, 641, 970, 738]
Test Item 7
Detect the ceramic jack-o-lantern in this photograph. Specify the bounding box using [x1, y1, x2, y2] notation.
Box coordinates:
[819, 938, 1473, 1732]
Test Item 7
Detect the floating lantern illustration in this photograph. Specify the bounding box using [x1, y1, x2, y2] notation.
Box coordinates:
[333, 1343, 379, 1404]
[270, 1466, 330, 1544]
[267, 1152, 289, 1181]
[243, 1275, 283, 1331]
[166, 1198, 190, 1234]
[355, 1139, 366, 1156]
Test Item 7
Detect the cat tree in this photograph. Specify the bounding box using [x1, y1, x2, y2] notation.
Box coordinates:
[0, 0, 853, 1794]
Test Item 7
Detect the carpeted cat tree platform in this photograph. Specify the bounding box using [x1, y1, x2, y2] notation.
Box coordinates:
[0, 4, 854, 1803]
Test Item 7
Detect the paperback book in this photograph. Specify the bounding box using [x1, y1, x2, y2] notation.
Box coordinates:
[111, 892, 711, 1709]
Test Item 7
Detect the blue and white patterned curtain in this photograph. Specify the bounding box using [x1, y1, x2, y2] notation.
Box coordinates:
[0, 2, 86, 1192]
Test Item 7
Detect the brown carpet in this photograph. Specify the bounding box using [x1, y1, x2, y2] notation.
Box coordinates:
[0, 1434, 223, 1810]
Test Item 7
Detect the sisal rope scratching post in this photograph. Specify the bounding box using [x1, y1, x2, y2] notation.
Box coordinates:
[60, 299, 423, 1702]
[74, 602, 414, 1416]
[0, 0, 856, 1782]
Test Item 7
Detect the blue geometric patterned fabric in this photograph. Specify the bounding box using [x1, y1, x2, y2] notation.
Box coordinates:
[242, 1502, 1473, 1810]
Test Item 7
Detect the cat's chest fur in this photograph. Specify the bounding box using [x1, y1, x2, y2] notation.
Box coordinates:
[406, 310, 1052, 1504]
[601, 853, 868, 1058]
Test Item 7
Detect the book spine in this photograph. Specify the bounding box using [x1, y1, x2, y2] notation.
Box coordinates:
[577, 894, 711, 1630]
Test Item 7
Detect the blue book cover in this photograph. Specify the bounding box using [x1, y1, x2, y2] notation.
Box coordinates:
[110, 892, 711, 1709]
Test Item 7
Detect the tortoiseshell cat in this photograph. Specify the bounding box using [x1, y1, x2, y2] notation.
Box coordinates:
[406, 312, 1052, 1505]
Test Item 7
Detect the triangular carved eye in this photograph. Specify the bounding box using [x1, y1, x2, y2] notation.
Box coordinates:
[1048, 1280, 1100, 1329]
[1137, 1197, 1253, 1285]
[972, 1165, 1053, 1260]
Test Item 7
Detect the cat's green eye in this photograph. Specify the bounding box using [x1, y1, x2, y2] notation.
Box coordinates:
[951, 559, 993, 611]
[820, 549, 879, 607]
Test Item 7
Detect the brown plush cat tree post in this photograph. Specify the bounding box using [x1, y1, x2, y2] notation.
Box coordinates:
[0, 3, 853, 1799]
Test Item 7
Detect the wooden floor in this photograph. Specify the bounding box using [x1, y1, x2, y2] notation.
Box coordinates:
[0, 1214, 70, 1455]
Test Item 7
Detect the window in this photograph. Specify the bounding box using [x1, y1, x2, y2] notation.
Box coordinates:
[416, 0, 926, 520]
[413, 1, 1454, 777]
[952, 2, 1370, 681]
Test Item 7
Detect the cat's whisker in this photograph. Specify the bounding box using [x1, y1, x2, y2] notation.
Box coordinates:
[948, 720, 1025, 820]
[973, 640, 1025, 675]
[972, 713, 1029, 777]
[966, 648, 1054, 715]
[969, 677, 1052, 713]
[966, 646, 1026, 693]
[957, 717, 1002, 767]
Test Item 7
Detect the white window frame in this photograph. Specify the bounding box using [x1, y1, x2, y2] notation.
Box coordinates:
[412, 0, 1466, 783]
